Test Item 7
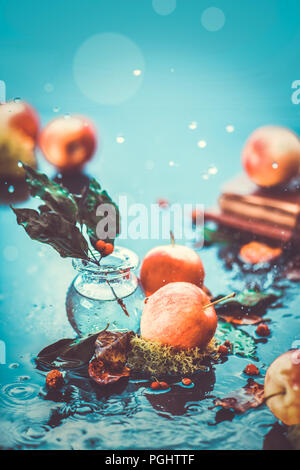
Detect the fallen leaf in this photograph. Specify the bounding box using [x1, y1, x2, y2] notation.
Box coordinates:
[213, 378, 264, 414]
[215, 322, 257, 359]
[219, 314, 269, 325]
[36, 332, 100, 370]
[214, 288, 282, 316]
[89, 330, 133, 386]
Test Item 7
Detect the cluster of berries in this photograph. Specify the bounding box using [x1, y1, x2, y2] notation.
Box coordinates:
[95, 240, 114, 257]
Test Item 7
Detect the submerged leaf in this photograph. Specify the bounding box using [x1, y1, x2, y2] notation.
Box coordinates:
[213, 378, 264, 414]
[22, 163, 78, 223]
[36, 332, 100, 369]
[215, 322, 257, 359]
[75, 178, 120, 245]
[12, 206, 89, 260]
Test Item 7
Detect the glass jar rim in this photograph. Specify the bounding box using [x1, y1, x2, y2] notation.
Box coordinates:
[72, 246, 139, 275]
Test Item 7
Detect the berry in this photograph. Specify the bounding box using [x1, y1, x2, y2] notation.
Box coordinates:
[244, 364, 260, 376]
[159, 381, 169, 390]
[224, 340, 232, 349]
[256, 323, 270, 337]
[150, 381, 161, 390]
[182, 378, 192, 386]
[46, 370, 64, 389]
[104, 243, 114, 256]
[218, 344, 229, 356]
[95, 240, 106, 253]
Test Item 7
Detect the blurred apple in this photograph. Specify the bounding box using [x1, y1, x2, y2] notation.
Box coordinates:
[264, 350, 300, 425]
[242, 126, 300, 187]
[0, 100, 39, 147]
[39, 115, 97, 171]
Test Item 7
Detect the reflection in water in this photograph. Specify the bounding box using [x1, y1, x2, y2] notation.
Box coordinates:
[145, 368, 216, 416]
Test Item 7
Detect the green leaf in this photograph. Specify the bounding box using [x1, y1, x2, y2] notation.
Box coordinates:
[75, 178, 120, 245]
[36, 332, 101, 369]
[22, 163, 78, 223]
[215, 322, 257, 359]
[12, 206, 89, 260]
[214, 289, 282, 315]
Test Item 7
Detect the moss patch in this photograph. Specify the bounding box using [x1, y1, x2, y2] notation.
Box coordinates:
[127, 336, 220, 377]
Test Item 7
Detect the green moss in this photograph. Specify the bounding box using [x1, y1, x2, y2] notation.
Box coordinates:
[127, 336, 219, 377]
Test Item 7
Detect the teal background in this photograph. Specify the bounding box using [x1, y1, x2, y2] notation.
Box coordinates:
[0, 0, 300, 209]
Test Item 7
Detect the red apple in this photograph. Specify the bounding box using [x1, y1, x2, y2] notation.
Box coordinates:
[242, 126, 300, 187]
[264, 350, 300, 425]
[39, 115, 97, 171]
[140, 282, 217, 350]
[0, 101, 40, 147]
[140, 243, 205, 297]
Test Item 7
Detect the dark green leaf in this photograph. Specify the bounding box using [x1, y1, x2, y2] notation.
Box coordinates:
[215, 322, 257, 359]
[36, 332, 100, 369]
[75, 178, 120, 245]
[22, 163, 78, 223]
[214, 289, 282, 315]
[12, 206, 89, 260]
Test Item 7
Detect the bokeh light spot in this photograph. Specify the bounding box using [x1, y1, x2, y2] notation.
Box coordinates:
[152, 0, 176, 16]
[73, 33, 145, 105]
[201, 7, 225, 32]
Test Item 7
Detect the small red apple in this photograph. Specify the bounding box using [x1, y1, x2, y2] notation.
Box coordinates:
[39, 115, 97, 171]
[264, 350, 300, 425]
[242, 126, 300, 187]
[140, 243, 205, 296]
[0, 100, 40, 146]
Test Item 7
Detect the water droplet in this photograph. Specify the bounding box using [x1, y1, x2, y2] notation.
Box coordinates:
[226, 125, 235, 133]
[9, 363, 19, 369]
[197, 140, 207, 148]
[64, 113, 70, 119]
[116, 136, 125, 144]
[14, 97, 21, 103]
[53, 106, 60, 113]
[272, 162, 278, 169]
[202, 172, 209, 180]
[208, 165, 218, 175]
[8, 185, 14, 193]
[169, 161, 175, 167]
[17, 161, 23, 168]
[170, 67, 175, 73]
[133, 69, 142, 76]
[44, 83, 54, 93]
[189, 122, 197, 130]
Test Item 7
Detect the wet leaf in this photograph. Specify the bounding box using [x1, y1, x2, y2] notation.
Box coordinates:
[12, 206, 89, 260]
[22, 163, 78, 223]
[215, 322, 257, 359]
[75, 178, 120, 245]
[219, 314, 268, 326]
[214, 288, 282, 316]
[36, 332, 100, 369]
[89, 330, 133, 386]
[213, 378, 264, 414]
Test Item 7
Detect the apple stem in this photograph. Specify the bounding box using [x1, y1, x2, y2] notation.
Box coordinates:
[203, 292, 236, 309]
[263, 391, 285, 404]
[170, 231, 175, 246]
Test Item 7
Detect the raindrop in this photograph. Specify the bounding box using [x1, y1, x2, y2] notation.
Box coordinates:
[272, 162, 278, 169]
[208, 165, 218, 175]
[14, 97, 21, 103]
[133, 69, 142, 76]
[226, 125, 235, 133]
[116, 136, 125, 144]
[8, 185, 15, 193]
[53, 106, 60, 113]
[197, 140, 207, 149]
[189, 122, 197, 130]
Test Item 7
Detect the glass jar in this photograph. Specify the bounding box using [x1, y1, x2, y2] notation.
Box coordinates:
[66, 246, 145, 336]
